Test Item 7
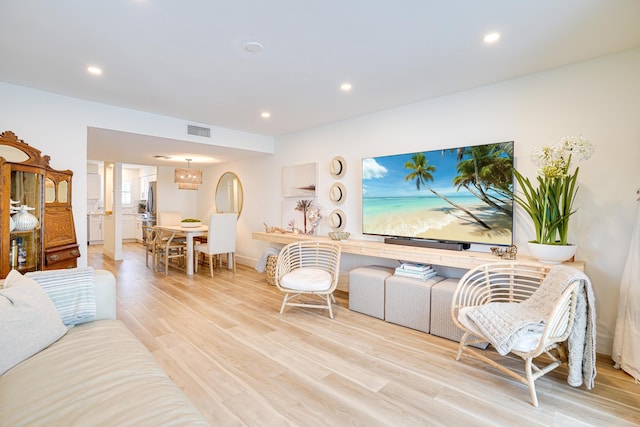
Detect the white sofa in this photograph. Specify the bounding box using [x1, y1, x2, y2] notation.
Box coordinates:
[0, 269, 210, 427]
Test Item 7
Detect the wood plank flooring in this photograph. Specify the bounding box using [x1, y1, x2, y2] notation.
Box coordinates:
[88, 243, 640, 426]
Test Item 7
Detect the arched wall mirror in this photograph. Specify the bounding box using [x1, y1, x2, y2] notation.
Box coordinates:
[330, 156, 346, 179]
[329, 209, 346, 231]
[215, 172, 244, 217]
[329, 182, 346, 206]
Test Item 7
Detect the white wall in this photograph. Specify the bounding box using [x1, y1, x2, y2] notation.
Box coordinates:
[0, 82, 273, 264]
[216, 48, 640, 355]
[156, 165, 198, 219]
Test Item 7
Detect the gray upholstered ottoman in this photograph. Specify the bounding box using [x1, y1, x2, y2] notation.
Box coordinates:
[430, 278, 466, 341]
[385, 275, 445, 332]
[348, 266, 394, 319]
[430, 278, 489, 348]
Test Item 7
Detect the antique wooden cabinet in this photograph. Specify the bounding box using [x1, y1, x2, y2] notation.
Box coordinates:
[0, 131, 80, 279]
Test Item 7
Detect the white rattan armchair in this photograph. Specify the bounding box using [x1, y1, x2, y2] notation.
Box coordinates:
[275, 241, 341, 318]
[451, 262, 581, 407]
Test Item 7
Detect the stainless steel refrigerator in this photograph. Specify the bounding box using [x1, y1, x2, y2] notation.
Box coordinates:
[146, 181, 157, 219]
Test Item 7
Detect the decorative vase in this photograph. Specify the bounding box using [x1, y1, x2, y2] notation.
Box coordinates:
[12, 206, 39, 231]
[527, 242, 577, 264]
[9, 215, 16, 232]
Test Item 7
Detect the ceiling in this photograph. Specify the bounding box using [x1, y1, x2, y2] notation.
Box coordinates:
[87, 127, 263, 168]
[2, 0, 640, 165]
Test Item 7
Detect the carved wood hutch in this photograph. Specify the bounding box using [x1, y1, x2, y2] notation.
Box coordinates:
[0, 131, 80, 279]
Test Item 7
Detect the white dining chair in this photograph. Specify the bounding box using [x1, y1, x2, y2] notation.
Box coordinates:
[194, 213, 237, 278]
[157, 211, 182, 226]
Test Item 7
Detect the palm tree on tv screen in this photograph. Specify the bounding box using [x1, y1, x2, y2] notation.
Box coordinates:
[453, 143, 513, 215]
[404, 152, 491, 230]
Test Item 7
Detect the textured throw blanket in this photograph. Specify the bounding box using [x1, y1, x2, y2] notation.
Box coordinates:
[255, 247, 280, 273]
[466, 265, 596, 389]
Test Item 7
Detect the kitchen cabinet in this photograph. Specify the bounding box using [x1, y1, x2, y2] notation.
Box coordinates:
[122, 214, 137, 240]
[139, 174, 156, 201]
[1, 131, 80, 278]
[135, 215, 143, 242]
[88, 215, 103, 244]
[87, 173, 100, 199]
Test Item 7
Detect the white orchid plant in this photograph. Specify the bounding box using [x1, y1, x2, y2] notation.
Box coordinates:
[513, 135, 594, 245]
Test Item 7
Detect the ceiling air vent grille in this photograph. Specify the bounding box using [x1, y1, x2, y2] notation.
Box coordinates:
[187, 124, 211, 138]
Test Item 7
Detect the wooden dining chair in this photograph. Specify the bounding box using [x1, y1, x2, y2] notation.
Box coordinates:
[154, 230, 187, 274]
[156, 211, 186, 245]
[142, 226, 157, 267]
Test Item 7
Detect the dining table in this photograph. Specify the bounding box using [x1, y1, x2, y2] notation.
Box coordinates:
[153, 224, 208, 275]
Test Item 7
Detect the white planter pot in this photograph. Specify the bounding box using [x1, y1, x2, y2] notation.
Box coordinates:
[180, 221, 202, 228]
[528, 242, 577, 264]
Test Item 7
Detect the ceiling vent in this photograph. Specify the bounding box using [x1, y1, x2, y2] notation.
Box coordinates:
[187, 124, 210, 138]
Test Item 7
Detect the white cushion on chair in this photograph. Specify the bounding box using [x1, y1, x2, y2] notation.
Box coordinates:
[281, 268, 332, 292]
[458, 306, 542, 353]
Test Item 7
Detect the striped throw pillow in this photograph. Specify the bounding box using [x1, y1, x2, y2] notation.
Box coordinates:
[26, 267, 96, 326]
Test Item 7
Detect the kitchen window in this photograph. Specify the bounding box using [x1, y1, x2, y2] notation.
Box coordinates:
[122, 181, 133, 206]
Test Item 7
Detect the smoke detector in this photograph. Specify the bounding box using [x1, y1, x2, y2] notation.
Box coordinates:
[243, 41, 264, 54]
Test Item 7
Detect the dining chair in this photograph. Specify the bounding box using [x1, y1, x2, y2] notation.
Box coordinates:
[157, 211, 182, 226]
[142, 226, 158, 267]
[156, 211, 187, 245]
[154, 230, 187, 274]
[194, 213, 237, 278]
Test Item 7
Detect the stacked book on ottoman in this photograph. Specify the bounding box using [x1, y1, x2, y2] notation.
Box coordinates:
[394, 262, 437, 281]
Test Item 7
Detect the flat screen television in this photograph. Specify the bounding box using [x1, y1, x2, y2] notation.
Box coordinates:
[362, 141, 514, 248]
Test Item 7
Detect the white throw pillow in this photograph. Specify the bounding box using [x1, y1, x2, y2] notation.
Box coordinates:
[0, 270, 68, 375]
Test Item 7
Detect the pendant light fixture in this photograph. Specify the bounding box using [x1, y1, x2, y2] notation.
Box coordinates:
[174, 159, 202, 190]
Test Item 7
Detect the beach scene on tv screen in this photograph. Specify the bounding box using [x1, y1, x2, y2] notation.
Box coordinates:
[362, 142, 514, 246]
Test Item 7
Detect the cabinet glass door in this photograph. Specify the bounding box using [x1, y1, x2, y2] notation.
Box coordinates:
[10, 170, 43, 273]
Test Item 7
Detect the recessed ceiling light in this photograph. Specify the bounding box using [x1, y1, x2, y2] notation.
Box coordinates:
[244, 41, 264, 54]
[261, 112, 271, 119]
[340, 83, 352, 91]
[483, 32, 500, 44]
[87, 66, 103, 75]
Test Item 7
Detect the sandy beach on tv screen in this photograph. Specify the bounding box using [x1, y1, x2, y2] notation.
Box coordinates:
[363, 204, 512, 246]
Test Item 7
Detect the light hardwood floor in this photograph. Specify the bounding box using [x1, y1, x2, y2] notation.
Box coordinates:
[88, 243, 639, 426]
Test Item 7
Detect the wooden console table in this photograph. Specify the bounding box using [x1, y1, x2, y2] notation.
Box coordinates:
[252, 231, 585, 271]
